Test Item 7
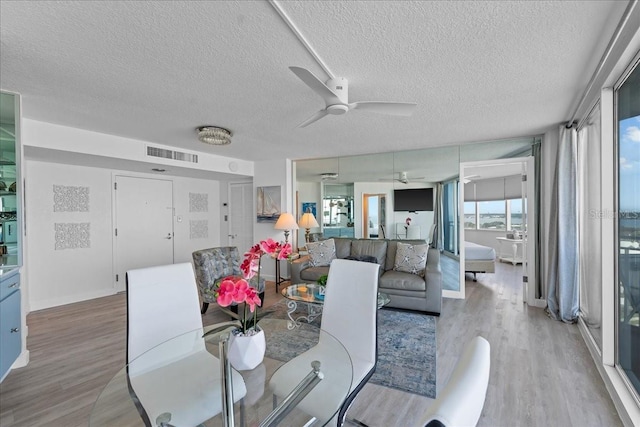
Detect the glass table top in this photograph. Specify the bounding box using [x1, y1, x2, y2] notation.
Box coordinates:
[281, 283, 326, 304]
[90, 318, 353, 427]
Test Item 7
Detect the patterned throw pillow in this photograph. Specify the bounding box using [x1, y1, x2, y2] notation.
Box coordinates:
[393, 242, 428, 277]
[307, 239, 337, 267]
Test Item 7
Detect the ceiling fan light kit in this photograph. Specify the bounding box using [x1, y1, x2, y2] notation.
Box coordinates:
[196, 126, 232, 145]
[289, 66, 417, 128]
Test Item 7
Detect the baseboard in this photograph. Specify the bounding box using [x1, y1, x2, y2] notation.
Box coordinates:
[442, 289, 464, 299]
[529, 298, 547, 308]
[30, 288, 117, 311]
[578, 319, 640, 426]
[12, 349, 30, 369]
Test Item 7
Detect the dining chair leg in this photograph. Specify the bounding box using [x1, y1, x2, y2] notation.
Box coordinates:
[201, 302, 209, 314]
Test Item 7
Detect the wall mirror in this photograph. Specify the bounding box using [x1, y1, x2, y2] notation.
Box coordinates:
[294, 136, 537, 296]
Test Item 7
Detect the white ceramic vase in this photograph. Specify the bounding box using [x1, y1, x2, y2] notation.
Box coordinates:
[227, 327, 266, 371]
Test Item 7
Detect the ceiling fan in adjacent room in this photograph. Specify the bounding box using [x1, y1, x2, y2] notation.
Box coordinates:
[379, 171, 426, 184]
[289, 66, 417, 128]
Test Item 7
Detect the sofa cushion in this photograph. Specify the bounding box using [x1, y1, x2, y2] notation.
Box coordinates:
[351, 240, 388, 268]
[300, 265, 330, 282]
[345, 255, 379, 264]
[379, 270, 426, 292]
[333, 238, 353, 259]
[307, 239, 336, 266]
[394, 242, 429, 277]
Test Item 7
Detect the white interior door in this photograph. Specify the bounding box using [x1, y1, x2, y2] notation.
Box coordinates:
[229, 182, 253, 253]
[114, 175, 174, 292]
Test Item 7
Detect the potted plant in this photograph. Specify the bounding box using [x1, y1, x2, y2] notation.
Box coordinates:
[215, 238, 292, 370]
[317, 274, 328, 287]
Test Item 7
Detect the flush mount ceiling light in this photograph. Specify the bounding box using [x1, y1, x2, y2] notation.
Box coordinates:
[196, 126, 232, 146]
[321, 172, 338, 181]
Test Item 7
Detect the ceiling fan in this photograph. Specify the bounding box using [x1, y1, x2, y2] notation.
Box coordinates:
[379, 171, 426, 184]
[289, 66, 417, 128]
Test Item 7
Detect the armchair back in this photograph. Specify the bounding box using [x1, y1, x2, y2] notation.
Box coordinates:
[192, 246, 242, 304]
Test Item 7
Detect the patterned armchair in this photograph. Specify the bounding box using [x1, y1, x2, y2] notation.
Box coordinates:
[192, 246, 265, 314]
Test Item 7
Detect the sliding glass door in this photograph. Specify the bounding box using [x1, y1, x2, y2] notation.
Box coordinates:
[616, 58, 639, 398]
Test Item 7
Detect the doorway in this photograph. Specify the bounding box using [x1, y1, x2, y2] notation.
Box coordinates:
[459, 157, 536, 303]
[228, 182, 253, 253]
[114, 175, 174, 292]
[363, 194, 386, 239]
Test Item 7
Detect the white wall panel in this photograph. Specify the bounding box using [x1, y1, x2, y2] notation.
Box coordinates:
[24, 161, 223, 310]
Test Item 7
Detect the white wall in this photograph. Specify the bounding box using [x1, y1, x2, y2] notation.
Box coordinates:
[25, 160, 223, 310]
[22, 119, 254, 177]
[26, 161, 114, 309]
[253, 159, 292, 280]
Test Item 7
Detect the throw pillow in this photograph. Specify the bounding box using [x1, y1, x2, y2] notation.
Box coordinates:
[393, 242, 428, 277]
[307, 239, 336, 267]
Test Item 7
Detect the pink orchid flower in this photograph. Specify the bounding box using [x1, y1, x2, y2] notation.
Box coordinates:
[216, 278, 238, 307]
[277, 243, 292, 260]
[259, 238, 280, 255]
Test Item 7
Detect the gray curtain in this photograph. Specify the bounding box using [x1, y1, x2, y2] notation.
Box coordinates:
[432, 183, 444, 251]
[578, 104, 602, 341]
[546, 125, 579, 323]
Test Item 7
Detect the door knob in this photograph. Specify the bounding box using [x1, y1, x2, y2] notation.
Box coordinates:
[165, 233, 172, 240]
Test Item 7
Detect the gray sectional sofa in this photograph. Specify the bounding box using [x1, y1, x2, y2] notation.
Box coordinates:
[290, 237, 442, 315]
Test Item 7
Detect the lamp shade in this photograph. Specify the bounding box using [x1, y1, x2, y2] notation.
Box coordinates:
[274, 213, 298, 230]
[298, 212, 319, 229]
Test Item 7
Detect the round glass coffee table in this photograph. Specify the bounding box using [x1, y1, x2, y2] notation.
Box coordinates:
[281, 284, 390, 329]
[281, 283, 325, 329]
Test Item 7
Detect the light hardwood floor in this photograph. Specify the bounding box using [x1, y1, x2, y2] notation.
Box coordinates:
[0, 263, 622, 427]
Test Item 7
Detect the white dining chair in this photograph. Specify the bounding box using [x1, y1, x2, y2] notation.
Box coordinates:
[406, 225, 421, 240]
[126, 262, 246, 427]
[420, 336, 491, 427]
[269, 258, 380, 426]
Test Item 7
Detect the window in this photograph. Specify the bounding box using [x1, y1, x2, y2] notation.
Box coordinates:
[616, 60, 640, 398]
[478, 200, 506, 230]
[464, 201, 476, 229]
[509, 199, 524, 231]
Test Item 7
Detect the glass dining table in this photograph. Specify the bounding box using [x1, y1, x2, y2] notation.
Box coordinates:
[90, 318, 353, 427]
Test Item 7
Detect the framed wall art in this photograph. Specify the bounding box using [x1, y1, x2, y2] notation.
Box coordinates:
[257, 186, 281, 222]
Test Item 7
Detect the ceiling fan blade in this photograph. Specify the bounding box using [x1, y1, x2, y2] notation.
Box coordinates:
[289, 66, 341, 105]
[298, 110, 329, 128]
[349, 101, 417, 116]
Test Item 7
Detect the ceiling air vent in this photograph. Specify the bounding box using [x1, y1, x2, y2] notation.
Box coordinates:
[146, 146, 198, 163]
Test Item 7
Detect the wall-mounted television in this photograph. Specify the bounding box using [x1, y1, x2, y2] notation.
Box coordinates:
[393, 188, 434, 212]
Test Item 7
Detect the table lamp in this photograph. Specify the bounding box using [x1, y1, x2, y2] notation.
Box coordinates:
[274, 212, 298, 244]
[298, 210, 319, 243]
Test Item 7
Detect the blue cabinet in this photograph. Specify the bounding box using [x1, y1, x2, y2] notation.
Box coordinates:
[0, 271, 20, 381]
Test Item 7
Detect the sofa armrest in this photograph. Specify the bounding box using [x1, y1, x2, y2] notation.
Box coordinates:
[290, 255, 311, 284]
[425, 248, 443, 314]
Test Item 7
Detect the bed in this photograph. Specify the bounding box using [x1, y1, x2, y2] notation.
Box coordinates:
[464, 241, 496, 282]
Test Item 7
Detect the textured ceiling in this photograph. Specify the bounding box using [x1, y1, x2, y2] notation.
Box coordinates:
[0, 1, 628, 165]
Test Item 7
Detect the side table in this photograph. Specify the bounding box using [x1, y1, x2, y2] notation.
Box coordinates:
[274, 253, 300, 293]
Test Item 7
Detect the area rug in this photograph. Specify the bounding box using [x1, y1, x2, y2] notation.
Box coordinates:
[260, 300, 436, 398]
